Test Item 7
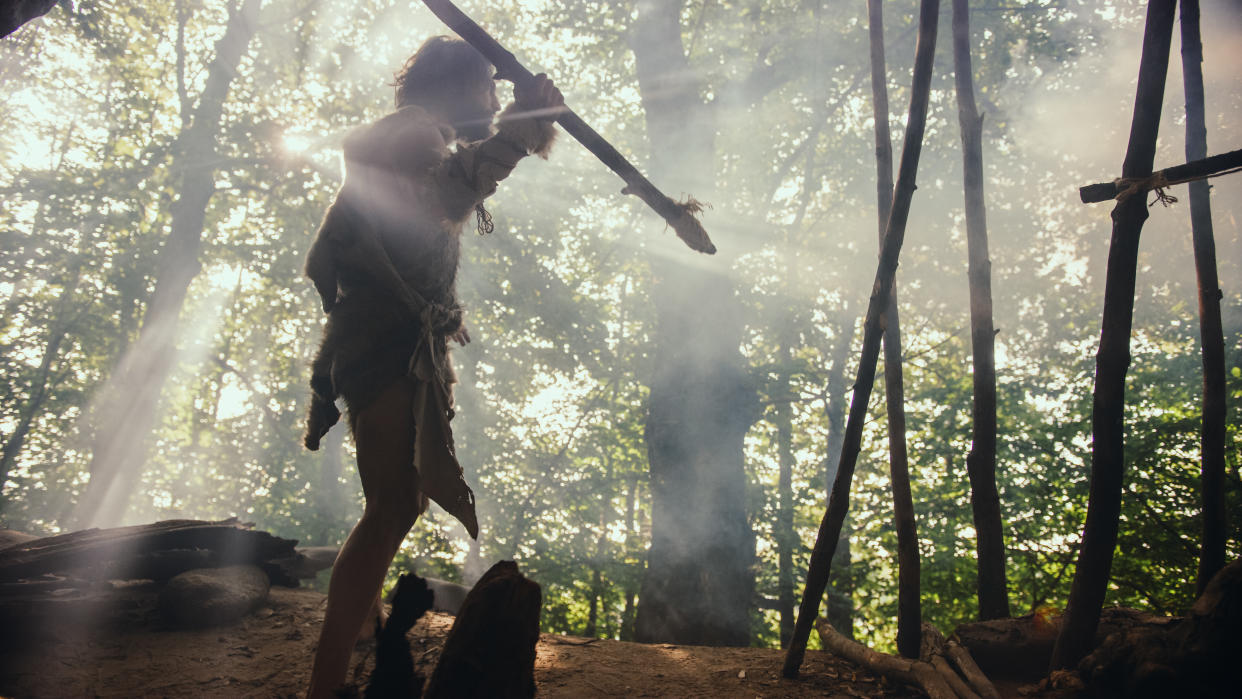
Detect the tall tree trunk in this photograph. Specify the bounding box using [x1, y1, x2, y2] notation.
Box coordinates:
[1179, 0, 1228, 596]
[784, 0, 941, 677]
[620, 476, 639, 641]
[823, 312, 857, 640]
[952, 0, 1010, 621]
[74, 0, 263, 528]
[631, 0, 757, 646]
[775, 335, 796, 647]
[1049, 0, 1176, 671]
[867, 0, 920, 659]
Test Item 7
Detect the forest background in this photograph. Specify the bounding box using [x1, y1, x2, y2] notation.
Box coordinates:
[1, 0, 1239, 652]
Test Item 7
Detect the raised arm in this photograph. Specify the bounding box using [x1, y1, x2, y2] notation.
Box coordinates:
[435, 74, 564, 221]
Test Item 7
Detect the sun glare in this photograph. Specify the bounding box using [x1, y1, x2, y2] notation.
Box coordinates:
[282, 133, 314, 155]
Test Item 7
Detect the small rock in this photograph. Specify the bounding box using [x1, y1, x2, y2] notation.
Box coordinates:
[738, 669, 747, 679]
[159, 565, 270, 629]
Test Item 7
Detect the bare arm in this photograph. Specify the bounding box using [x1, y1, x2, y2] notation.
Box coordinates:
[436, 74, 565, 221]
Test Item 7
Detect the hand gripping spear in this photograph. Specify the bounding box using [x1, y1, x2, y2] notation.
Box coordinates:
[421, 0, 716, 254]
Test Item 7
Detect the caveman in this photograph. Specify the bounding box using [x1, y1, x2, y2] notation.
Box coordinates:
[301, 36, 563, 698]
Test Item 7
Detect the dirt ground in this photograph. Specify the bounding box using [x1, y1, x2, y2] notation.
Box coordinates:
[0, 585, 927, 698]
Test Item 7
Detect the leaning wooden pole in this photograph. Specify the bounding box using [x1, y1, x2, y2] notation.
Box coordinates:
[420, 0, 715, 255]
[951, 0, 1010, 621]
[1179, 0, 1228, 595]
[782, 0, 940, 678]
[866, 0, 921, 659]
[1049, 0, 1176, 671]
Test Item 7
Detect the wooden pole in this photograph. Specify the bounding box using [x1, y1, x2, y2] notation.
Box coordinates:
[1078, 147, 1242, 203]
[1179, 0, 1228, 595]
[951, 0, 1010, 621]
[866, 0, 921, 659]
[419, 0, 715, 255]
[782, 0, 940, 678]
[1049, 0, 1176, 671]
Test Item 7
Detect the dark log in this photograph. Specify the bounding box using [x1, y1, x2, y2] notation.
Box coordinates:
[952, 0, 1010, 622]
[419, 0, 715, 254]
[783, 0, 940, 679]
[954, 607, 1176, 682]
[1078, 147, 1242, 203]
[1075, 559, 1242, 698]
[0, 0, 59, 38]
[0, 518, 299, 585]
[1179, 0, 1229, 595]
[866, 0, 921, 659]
[424, 561, 541, 699]
[1050, 0, 1176, 671]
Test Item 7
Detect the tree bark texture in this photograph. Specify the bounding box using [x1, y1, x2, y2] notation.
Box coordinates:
[783, 0, 940, 677]
[631, 0, 757, 647]
[1179, 0, 1228, 596]
[951, 0, 1010, 621]
[74, 0, 263, 528]
[867, 0, 921, 659]
[1050, 0, 1176, 671]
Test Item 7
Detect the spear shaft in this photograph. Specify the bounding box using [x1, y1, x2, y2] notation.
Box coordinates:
[420, 0, 715, 254]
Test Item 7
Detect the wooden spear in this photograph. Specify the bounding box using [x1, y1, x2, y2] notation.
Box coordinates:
[420, 0, 715, 255]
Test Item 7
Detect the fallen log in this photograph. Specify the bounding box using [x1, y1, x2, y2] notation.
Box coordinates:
[0, 518, 300, 585]
[815, 619, 956, 699]
[424, 560, 541, 698]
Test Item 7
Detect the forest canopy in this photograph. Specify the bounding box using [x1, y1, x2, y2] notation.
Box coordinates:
[1, 0, 1239, 650]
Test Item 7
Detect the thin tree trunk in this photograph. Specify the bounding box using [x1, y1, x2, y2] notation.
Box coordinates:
[776, 335, 796, 647]
[74, 0, 263, 528]
[867, 0, 920, 658]
[1049, 0, 1176, 671]
[823, 311, 857, 640]
[620, 476, 638, 641]
[783, 0, 941, 677]
[1179, 0, 1228, 596]
[585, 565, 601, 637]
[631, 0, 756, 647]
[952, 0, 1010, 621]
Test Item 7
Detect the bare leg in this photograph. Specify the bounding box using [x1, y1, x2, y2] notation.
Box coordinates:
[306, 378, 422, 699]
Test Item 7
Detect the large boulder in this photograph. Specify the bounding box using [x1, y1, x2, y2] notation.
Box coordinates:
[158, 565, 270, 629]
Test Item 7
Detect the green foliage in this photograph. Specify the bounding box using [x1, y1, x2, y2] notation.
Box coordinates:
[1, 0, 1240, 650]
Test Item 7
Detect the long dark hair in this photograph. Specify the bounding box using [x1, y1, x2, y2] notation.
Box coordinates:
[393, 36, 493, 109]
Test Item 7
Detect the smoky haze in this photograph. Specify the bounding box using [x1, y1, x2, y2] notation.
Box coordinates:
[0, 0, 1238, 647]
